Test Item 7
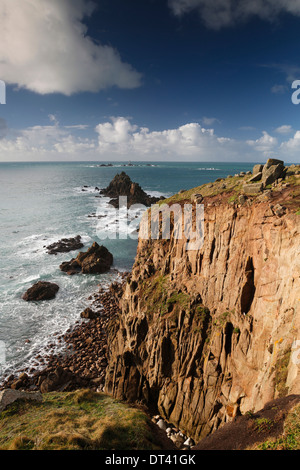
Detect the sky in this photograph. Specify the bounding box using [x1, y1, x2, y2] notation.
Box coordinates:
[1, 0, 300, 163]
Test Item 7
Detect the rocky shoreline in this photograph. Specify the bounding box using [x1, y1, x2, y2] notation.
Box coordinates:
[0, 273, 127, 393]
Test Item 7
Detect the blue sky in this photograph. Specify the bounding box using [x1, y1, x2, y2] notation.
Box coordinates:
[1, 0, 300, 162]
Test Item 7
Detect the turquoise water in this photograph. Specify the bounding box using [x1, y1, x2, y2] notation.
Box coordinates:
[0, 161, 254, 379]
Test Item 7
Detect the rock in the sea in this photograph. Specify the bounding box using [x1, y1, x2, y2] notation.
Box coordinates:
[45, 235, 84, 255]
[22, 281, 59, 301]
[100, 172, 160, 208]
[60, 242, 113, 275]
[0, 389, 43, 412]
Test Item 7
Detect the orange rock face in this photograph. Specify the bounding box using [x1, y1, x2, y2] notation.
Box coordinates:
[105, 183, 300, 442]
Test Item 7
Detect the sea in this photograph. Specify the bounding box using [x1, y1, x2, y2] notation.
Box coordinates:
[0, 161, 255, 381]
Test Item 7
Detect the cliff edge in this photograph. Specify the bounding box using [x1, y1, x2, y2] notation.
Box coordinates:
[104, 160, 300, 444]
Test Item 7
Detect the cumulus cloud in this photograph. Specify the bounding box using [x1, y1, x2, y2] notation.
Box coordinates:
[275, 125, 293, 134]
[0, 117, 299, 162]
[95, 117, 225, 158]
[246, 131, 278, 155]
[0, 0, 142, 95]
[168, 0, 300, 29]
[280, 130, 300, 158]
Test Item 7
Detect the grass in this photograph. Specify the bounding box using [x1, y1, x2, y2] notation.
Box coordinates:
[159, 175, 245, 207]
[254, 418, 274, 433]
[274, 348, 291, 398]
[0, 390, 165, 451]
[256, 403, 300, 450]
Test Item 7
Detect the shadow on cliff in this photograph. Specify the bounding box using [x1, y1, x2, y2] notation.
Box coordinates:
[194, 395, 300, 450]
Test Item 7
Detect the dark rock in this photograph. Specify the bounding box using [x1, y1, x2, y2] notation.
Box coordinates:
[22, 281, 59, 301]
[60, 242, 113, 275]
[191, 194, 203, 204]
[39, 367, 74, 393]
[80, 308, 97, 319]
[100, 172, 160, 208]
[46, 235, 84, 255]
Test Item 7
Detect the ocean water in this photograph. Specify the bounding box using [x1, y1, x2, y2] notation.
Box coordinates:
[0, 161, 254, 380]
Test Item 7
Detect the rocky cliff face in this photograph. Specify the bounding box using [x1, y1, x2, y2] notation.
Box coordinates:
[105, 167, 300, 443]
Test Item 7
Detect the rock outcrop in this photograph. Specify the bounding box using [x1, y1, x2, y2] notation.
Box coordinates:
[22, 281, 59, 301]
[0, 389, 43, 412]
[104, 164, 300, 444]
[101, 172, 161, 208]
[60, 242, 113, 275]
[45, 235, 83, 255]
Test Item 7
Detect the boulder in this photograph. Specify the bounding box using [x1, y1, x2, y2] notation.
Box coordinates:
[243, 183, 263, 195]
[252, 164, 263, 175]
[39, 366, 74, 393]
[22, 281, 59, 301]
[100, 172, 160, 208]
[264, 158, 284, 169]
[248, 172, 262, 182]
[262, 163, 285, 187]
[156, 419, 167, 431]
[191, 194, 203, 204]
[273, 204, 286, 217]
[238, 195, 247, 205]
[80, 308, 98, 319]
[0, 389, 43, 412]
[60, 242, 113, 275]
[45, 235, 83, 255]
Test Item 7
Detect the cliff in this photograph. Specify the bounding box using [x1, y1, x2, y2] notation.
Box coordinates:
[104, 162, 300, 443]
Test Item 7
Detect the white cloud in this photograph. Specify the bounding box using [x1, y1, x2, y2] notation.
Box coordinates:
[202, 117, 221, 126]
[0, 0, 142, 95]
[275, 125, 293, 134]
[280, 131, 300, 158]
[95, 118, 223, 158]
[0, 117, 299, 163]
[246, 131, 278, 155]
[169, 0, 300, 29]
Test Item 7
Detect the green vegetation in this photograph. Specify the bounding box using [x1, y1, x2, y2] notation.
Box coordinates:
[213, 310, 231, 328]
[256, 403, 300, 450]
[167, 292, 190, 311]
[254, 417, 274, 433]
[274, 348, 291, 398]
[0, 390, 164, 450]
